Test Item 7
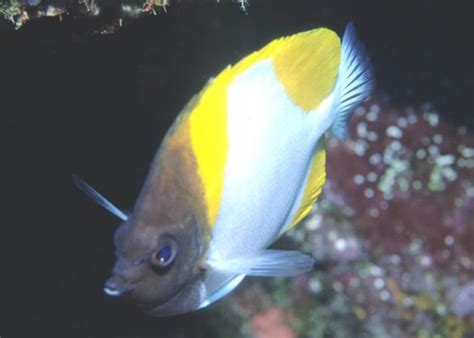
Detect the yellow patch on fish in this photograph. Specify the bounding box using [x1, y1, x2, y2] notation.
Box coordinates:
[273, 29, 341, 111]
[188, 27, 340, 226]
[288, 138, 326, 229]
[188, 78, 228, 226]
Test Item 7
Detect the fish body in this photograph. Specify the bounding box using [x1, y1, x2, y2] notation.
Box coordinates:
[75, 23, 374, 315]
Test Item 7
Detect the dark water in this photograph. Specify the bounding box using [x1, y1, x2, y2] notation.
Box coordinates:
[3, 0, 473, 337]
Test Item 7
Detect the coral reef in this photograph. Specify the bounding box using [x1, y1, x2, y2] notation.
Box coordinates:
[0, 0, 248, 32]
[213, 97, 474, 338]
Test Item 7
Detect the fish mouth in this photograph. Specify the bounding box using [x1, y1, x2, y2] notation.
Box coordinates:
[104, 275, 134, 297]
[104, 285, 132, 297]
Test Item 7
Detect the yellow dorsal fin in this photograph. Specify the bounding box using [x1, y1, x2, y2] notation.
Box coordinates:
[227, 27, 341, 111]
[271, 28, 341, 111]
[287, 138, 327, 230]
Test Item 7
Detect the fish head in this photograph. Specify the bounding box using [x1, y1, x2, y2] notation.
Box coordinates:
[104, 214, 205, 315]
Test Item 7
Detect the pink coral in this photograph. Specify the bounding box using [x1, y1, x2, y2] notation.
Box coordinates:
[251, 307, 296, 338]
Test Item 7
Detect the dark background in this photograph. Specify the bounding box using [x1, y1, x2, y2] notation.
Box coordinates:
[3, 0, 473, 336]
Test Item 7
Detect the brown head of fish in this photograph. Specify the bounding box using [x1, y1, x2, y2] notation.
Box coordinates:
[103, 98, 212, 316]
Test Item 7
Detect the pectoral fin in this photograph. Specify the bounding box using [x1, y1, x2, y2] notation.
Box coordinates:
[73, 175, 128, 221]
[207, 250, 315, 277]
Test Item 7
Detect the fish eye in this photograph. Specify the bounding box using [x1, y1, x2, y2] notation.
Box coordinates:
[150, 238, 177, 269]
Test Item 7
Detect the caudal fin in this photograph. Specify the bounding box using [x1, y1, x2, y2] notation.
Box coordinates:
[331, 22, 375, 139]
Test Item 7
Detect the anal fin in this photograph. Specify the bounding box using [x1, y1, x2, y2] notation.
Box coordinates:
[285, 138, 326, 232]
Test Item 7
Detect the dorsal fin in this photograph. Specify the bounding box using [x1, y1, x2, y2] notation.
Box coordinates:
[271, 28, 341, 111]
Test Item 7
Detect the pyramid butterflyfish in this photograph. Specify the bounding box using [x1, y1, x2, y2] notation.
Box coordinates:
[74, 23, 374, 316]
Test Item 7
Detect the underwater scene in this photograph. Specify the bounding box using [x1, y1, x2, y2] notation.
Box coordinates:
[3, 0, 473, 337]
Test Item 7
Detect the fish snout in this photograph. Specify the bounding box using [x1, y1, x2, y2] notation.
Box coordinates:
[104, 275, 132, 297]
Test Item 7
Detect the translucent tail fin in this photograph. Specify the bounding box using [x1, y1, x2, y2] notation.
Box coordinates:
[331, 22, 375, 139]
